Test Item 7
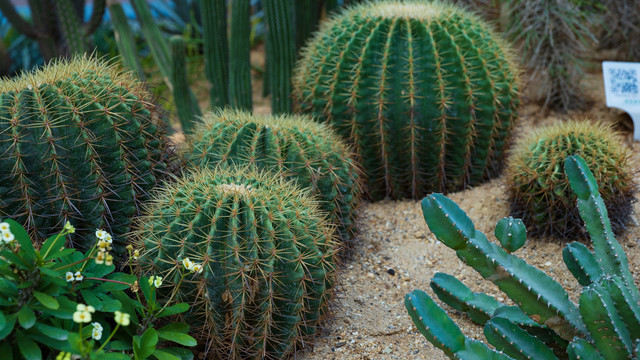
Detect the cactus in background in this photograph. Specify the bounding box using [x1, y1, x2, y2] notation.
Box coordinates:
[184, 108, 363, 252]
[134, 166, 338, 359]
[229, 0, 252, 110]
[264, 0, 295, 114]
[0, 0, 106, 60]
[170, 35, 202, 133]
[406, 155, 640, 359]
[108, 2, 144, 78]
[293, 0, 520, 200]
[201, 0, 229, 108]
[0, 56, 173, 252]
[507, 120, 636, 239]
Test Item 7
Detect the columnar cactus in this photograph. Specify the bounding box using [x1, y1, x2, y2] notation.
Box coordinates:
[406, 155, 640, 359]
[135, 167, 338, 359]
[184, 109, 362, 251]
[507, 120, 636, 239]
[0, 57, 173, 251]
[293, 0, 520, 200]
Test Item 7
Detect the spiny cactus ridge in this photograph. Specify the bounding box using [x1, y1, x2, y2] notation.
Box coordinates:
[406, 155, 640, 359]
[134, 166, 338, 360]
[507, 120, 636, 239]
[184, 108, 363, 251]
[293, 0, 520, 200]
[0, 56, 173, 251]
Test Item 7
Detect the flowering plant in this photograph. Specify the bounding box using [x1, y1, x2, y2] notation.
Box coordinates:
[0, 219, 196, 360]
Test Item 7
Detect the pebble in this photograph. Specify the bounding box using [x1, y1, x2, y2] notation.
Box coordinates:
[544, 261, 552, 266]
[387, 268, 396, 276]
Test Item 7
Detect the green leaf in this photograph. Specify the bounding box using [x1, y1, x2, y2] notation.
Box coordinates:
[140, 275, 155, 305]
[157, 303, 189, 317]
[96, 354, 132, 360]
[109, 340, 133, 351]
[161, 347, 194, 360]
[0, 341, 13, 359]
[5, 219, 36, 261]
[0, 317, 15, 341]
[139, 328, 159, 359]
[97, 273, 136, 292]
[40, 233, 67, 261]
[158, 322, 189, 333]
[0, 310, 5, 332]
[153, 349, 181, 360]
[33, 291, 60, 310]
[34, 322, 69, 340]
[17, 306, 36, 329]
[17, 331, 41, 360]
[1, 249, 31, 268]
[44, 248, 75, 262]
[157, 331, 197, 347]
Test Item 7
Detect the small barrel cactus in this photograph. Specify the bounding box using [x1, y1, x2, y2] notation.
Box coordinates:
[0, 56, 173, 251]
[507, 120, 636, 239]
[293, 0, 520, 200]
[134, 167, 338, 359]
[184, 108, 362, 251]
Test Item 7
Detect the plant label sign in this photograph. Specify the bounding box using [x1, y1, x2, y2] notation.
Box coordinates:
[603, 61, 640, 141]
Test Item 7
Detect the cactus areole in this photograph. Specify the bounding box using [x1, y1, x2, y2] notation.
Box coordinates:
[0, 57, 172, 251]
[293, 1, 520, 200]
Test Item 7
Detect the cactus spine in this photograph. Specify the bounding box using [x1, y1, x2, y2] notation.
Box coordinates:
[293, 0, 520, 200]
[184, 109, 362, 251]
[406, 155, 640, 359]
[135, 167, 338, 359]
[507, 120, 636, 239]
[0, 57, 172, 251]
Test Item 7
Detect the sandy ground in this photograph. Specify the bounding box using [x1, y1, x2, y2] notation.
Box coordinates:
[294, 70, 640, 359]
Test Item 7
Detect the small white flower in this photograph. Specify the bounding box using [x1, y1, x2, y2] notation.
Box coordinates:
[95, 251, 105, 264]
[74, 271, 83, 282]
[91, 327, 102, 340]
[0, 222, 9, 232]
[182, 257, 194, 271]
[192, 263, 203, 274]
[114, 311, 130, 326]
[132, 249, 140, 260]
[105, 253, 113, 266]
[65, 272, 74, 282]
[91, 322, 103, 332]
[148, 275, 162, 288]
[73, 309, 91, 323]
[86, 305, 95, 313]
[95, 229, 106, 239]
[64, 221, 75, 233]
[2, 230, 14, 243]
[103, 233, 113, 244]
[76, 304, 87, 312]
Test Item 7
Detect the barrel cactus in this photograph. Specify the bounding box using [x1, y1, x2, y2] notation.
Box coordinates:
[0, 56, 173, 251]
[507, 120, 636, 239]
[184, 108, 362, 250]
[293, 0, 520, 200]
[134, 167, 338, 359]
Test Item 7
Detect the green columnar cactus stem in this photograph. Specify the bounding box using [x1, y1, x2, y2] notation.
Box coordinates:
[293, 0, 520, 200]
[131, 0, 171, 84]
[406, 155, 640, 359]
[108, 2, 144, 78]
[184, 109, 362, 251]
[562, 242, 602, 286]
[507, 121, 636, 239]
[56, 0, 87, 54]
[265, 0, 295, 114]
[0, 57, 172, 251]
[200, 0, 229, 108]
[229, 0, 252, 110]
[170, 36, 202, 133]
[295, 0, 321, 51]
[135, 167, 338, 359]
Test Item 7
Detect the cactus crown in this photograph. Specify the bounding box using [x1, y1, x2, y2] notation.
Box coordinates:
[185, 108, 362, 251]
[0, 56, 172, 251]
[406, 155, 640, 359]
[507, 120, 636, 239]
[134, 166, 338, 359]
[293, 0, 520, 200]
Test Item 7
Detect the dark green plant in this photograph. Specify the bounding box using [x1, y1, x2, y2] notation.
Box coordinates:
[293, 0, 520, 200]
[184, 108, 363, 252]
[0, 56, 174, 252]
[0, 219, 195, 360]
[134, 166, 339, 359]
[506, 121, 636, 239]
[0, 0, 106, 60]
[406, 154, 640, 359]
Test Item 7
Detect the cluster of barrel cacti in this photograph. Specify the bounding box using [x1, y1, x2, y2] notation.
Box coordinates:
[406, 155, 640, 359]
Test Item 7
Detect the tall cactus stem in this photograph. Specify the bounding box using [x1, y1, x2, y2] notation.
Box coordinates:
[108, 3, 144, 79]
[265, 0, 295, 114]
[170, 36, 202, 133]
[200, 0, 229, 108]
[229, 0, 252, 110]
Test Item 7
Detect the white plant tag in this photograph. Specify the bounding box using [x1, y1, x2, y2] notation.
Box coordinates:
[602, 61, 640, 141]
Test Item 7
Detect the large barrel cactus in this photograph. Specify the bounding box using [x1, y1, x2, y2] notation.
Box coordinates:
[0, 56, 173, 250]
[184, 108, 362, 251]
[507, 120, 636, 239]
[293, 0, 520, 200]
[135, 167, 338, 359]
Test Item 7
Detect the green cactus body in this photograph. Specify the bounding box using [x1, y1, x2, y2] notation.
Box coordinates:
[293, 1, 519, 200]
[135, 167, 338, 359]
[507, 121, 636, 239]
[406, 155, 640, 359]
[184, 109, 362, 251]
[0, 57, 172, 251]
[494, 216, 526, 253]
